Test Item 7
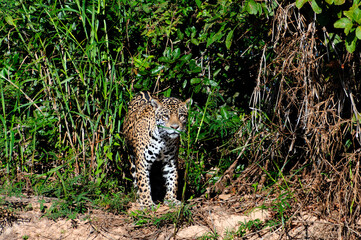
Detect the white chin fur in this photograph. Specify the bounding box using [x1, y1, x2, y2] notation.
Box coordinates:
[167, 131, 180, 138]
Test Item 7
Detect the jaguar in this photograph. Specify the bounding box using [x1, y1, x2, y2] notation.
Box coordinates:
[123, 91, 191, 208]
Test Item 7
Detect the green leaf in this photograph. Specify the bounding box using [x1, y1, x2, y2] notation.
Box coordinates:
[345, 26, 353, 35]
[343, 4, 361, 24]
[356, 26, 361, 39]
[334, 18, 353, 34]
[188, 59, 202, 73]
[172, 48, 181, 60]
[296, 0, 308, 9]
[177, 29, 184, 40]
[213, 68, 221, 77]
[151, 65, 164, 75]
[353, 7, 361, 24]
[190, 78, 202, 84]
[334, 0, 345, 5]
[208, 80, 218, 87]
[195, 0, 202, 8]
[142, 4, 151, 13]
[206, 25, 226, 47]
[245, 0, 259, 15]
[164, 48, 171, 58]
[311, 0, 322, 14]
[344, 9, 353, 20]
[182, 80, 187, 88]
[225, 30, 234, 49]
[345, 32, 357, 53]
[220, 106, 229, 119]
[334, 17, 352, 28]
[158, 56, 170, 63]
[325, 0, 334, 4]
[180, 54, 192, 62]
[106, 151, 113, 160]
[191, 38, 199, 46]
[5, 15, 16, 27]
[206, 33, 215, 47]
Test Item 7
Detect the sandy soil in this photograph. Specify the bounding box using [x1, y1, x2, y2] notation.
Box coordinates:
[0, 194, 341, 240]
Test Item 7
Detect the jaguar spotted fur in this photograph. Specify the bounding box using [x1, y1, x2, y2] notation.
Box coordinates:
[123, 91, 191, 208]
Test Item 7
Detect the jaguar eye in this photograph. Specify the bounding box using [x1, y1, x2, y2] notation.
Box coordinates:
[179, 114, 186, 121]
[162, 115, 169, 121]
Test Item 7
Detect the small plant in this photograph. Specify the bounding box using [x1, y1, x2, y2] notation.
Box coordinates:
[197, 231, 219, 240]
[129, 203, 193, 228]
[95, 190, 135, 214]
[270, 192, 292, 228]
[42, 199, 77, 220]
[256, 191, 292, 230]
[128, 206, 160, 227]
[235, 218, 264, 237]
[22, 235, 29, 240]
[153, 210, 179, 228]
[223, 218, 265, 239]
[0, 180, 26, 198]
[35, 175, 96, 220]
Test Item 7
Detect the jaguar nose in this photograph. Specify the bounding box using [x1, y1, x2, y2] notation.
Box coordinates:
[170, 124, 179, 130]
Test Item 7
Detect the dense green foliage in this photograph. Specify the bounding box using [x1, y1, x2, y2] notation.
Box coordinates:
[0, 0, 272, 199]
[297, 0, 361, 52]
[1, 0, 361, 236]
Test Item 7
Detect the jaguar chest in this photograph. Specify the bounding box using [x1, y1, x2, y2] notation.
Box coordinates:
[144, 130, 179, 164]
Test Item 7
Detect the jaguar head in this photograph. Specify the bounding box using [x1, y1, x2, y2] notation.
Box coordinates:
[151, 97, 192, 138]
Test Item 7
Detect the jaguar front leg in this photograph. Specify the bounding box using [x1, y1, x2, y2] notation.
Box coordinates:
[135, 157, 155, 209]
[163, 158, 181, 206]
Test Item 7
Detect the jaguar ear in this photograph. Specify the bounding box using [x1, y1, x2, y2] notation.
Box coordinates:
[184, 98, 192, 109]
[151, 98, 162, 110]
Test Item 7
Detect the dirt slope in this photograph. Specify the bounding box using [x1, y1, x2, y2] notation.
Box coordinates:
[0, 194, 341, 239]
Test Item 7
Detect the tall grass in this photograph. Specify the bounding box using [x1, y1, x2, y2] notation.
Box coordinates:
[1, 0, 253, 201]
[3, 1, 361, 238]
[0, 0, 130, 191]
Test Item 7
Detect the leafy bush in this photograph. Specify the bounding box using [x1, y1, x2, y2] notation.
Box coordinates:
[0, 0, 272, 202]
[1, 1, 361, 238]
